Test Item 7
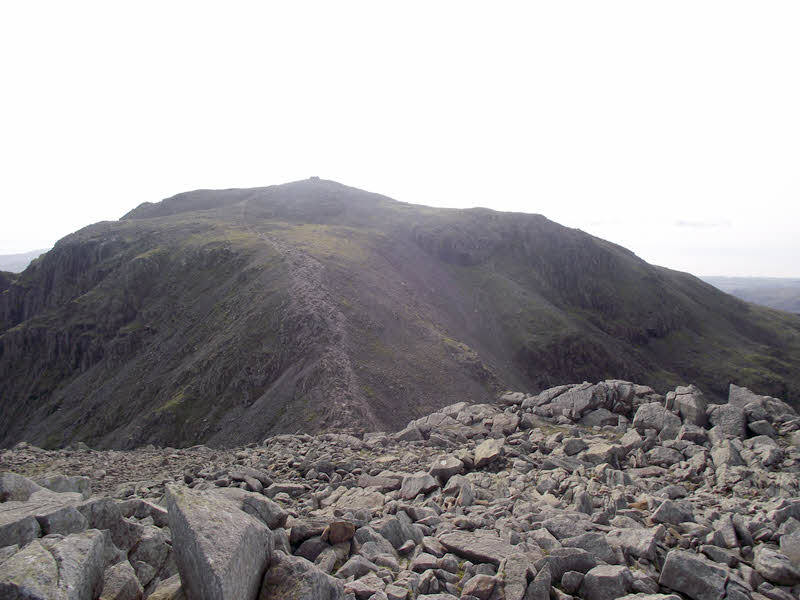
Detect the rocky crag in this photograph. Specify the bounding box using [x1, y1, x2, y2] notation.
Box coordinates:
[2, 381, 800, 599]
[3, 179, 800, 450]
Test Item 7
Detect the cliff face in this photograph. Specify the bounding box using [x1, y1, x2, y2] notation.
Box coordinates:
[2, 178, 800, 449]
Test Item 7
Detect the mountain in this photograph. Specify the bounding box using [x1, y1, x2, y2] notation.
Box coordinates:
[702, 276, 800, 314]
[2, 178, 800, 449]
[0, 248, 49, 273]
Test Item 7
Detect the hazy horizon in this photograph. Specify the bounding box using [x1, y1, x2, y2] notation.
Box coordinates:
[2, 2, 798, 277]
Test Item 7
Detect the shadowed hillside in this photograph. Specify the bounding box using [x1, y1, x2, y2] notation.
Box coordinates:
[2, 178, 800, 449]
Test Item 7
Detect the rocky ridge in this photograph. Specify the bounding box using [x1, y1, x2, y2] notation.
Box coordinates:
[1, 381, 800, 600]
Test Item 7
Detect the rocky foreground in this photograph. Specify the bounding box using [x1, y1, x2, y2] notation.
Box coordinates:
[1, 381, 800, 600]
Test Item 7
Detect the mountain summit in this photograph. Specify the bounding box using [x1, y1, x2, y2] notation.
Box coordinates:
[2, 179, 800, 449]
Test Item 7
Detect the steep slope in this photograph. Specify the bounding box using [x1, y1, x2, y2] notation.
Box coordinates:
[2, 178, 800, 449]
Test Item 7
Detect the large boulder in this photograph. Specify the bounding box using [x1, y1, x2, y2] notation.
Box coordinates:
[259, 552, 344, 600]
[35, 474, 92, 500]
[0, 529, 106, 600]
[399, 473, 438, 500]
[438, 530, 517, 565]
[100, 560, 144, 600]
[707, 405, 746, 439]
[753, 545, 800, 586]
[580, 565, 633, 600]
[474, 438, 504, 468]
[166, 485, 273, 600]
[658, 550, 731, 600]
[670, 386, 708, 427]
[632, 403, 680, 439]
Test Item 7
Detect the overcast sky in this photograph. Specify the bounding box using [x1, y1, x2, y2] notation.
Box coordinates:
[1, 2, 798, 276]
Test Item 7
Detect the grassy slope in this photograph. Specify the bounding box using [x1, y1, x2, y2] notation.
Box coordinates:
[2, 179, 800, 448]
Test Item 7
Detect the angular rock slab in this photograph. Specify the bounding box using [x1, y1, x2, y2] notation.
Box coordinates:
[166, 484, 273, 600]
[474, 438, 504, 468]
[659, 550, 730, 600]
[259, 552, 344, 600]
[100, 560, 144, 600]
[0, 529, 106, 600]
[439, 530, 516, 565]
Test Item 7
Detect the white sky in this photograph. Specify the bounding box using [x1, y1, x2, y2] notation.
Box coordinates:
[1, 2, 798, 276]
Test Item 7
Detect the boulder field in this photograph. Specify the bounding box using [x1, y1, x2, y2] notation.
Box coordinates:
[1, 381, 800, 600]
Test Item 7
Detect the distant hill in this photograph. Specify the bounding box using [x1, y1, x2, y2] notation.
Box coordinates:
[702, 276, 800, 314]
[2, 179, 800, 449]
[0, 249, 49, 273]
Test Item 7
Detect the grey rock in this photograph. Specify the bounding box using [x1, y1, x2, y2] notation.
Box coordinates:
[632, 403, 681, 438]
[344, 573, 385, 599]
[522, 384, 575, 409]
[606, 528, 661, 560]
[562, 533, 616, 564]
[357, 474, 401, 492]
[35, 473, 92, 500]
[0, 505, 41, 548]
[504, 553, 533, 600]
[260, 552, 344, 600]
[659, 550, 730, 600]
[549, 383, 606, 420]
[393, 425, 424, 442]
[462, 574, 496, 599]
[0, 472, 46, 501]
[652, 499, 695, 525]
[128, 525, 170, 577]
[779, 531, 800, 564]
[646, 446, 683, 468]
[0, 539, 60, 600]
[580, 408, 619, 427]
[100, 560, 144, 600]
[753, 545, 800, 586]
[534, 547, 597, 581]
[36, 505, 88, 536]
[711, 442, 745, 468]
[617, 596, 680, 600]
[146, 574, 184, 600]
[524, 564, 551, 600]
[429, 456, 464, 482]
[581, 442, 624, 466]
[748, 420, 777, 438]
[439, 530, 516, 565]
[400, 472, 439, 500]
[336, 554, 379, 578]
[492, 412, 520, 435]
[374, 513, 422, 550]
[580, 565, 634, 600]
[166, 484, 273, 600]
[542, 517, 587, 541]
[474, 438, 504, 468]
[560, 571, 583, 595]
[673, 386, 708, 427]
[562, 438, 588, 456]
[27, 529, 105, 600]
[708, 404, 747, 439]
[215, 487, 289, 529]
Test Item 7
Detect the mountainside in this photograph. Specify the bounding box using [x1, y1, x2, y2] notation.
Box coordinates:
[2, 178, 800, 449]
[702, 276, 800, 314]
[0, 248, 49, 273]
